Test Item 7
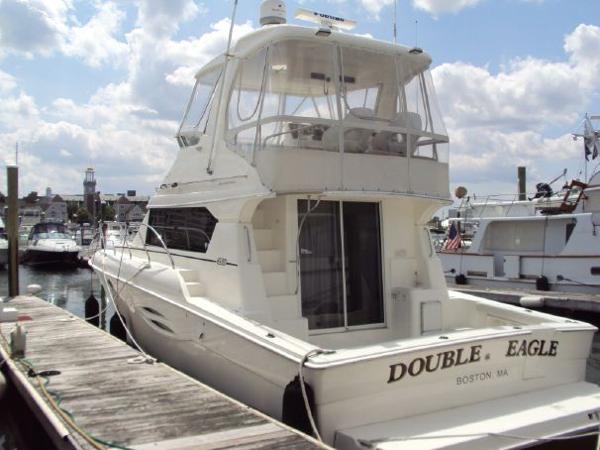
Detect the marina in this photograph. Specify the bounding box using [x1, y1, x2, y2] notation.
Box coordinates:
[2, 1, 600, 449]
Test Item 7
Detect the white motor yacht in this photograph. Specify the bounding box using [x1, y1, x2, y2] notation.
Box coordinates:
[91, 4, 600, 449]
[24, 222, 81, 267]
[440, 117, 600, 294]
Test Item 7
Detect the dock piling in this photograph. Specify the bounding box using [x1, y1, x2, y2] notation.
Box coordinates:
[7, 165, 19, 298]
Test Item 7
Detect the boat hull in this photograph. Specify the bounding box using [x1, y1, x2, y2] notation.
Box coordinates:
[23, 249, 80, 267]
[440, 252, 600, 295]
[93, 255, 600, 447]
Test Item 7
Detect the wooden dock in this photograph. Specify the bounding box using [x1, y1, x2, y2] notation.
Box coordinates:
[0, 296, 326, 450]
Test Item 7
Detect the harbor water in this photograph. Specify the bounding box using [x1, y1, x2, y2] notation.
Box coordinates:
[1, 265, 600, 449]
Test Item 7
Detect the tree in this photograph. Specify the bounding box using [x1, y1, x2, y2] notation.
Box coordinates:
[101, 204, 115, 221]
[24, 191, 38, 203]
[74, 207, 90, 224]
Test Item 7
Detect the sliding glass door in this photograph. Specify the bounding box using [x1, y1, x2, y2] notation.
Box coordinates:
[298, 200, 383, 331]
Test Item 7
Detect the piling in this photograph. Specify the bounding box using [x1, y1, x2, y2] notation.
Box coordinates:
[518, 166, 527, 201]
[7, 165, 19, 297]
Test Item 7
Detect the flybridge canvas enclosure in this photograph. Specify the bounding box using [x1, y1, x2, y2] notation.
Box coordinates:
[177, 26, 448, 167]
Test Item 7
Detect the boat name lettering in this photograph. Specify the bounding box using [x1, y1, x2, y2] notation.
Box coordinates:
[216, 257, 228, 266]
[387, 345, 482, 383]
[456, 368, 509, 385]
[505, 339, 558, 358]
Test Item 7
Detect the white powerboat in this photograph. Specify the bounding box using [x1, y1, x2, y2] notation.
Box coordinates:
[91, 4, 600, 448]
[23, 222, 81, 267]
[440, 116, 600, 294]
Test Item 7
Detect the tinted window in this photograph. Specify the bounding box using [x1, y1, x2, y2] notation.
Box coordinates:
[146, 208, 217, 253]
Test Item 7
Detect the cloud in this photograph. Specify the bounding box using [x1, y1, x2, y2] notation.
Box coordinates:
[0, 0, 127, 68]
[0, 69, 17, 93]
[359, 0, 394, 17]
[0, 4, 256, 195]
[0, 0, 71, 57]
[135, 0, 203, 37]
[63, 2, 128, 68]
[412, 0, 483, 15]
[429, 24, 600, 194]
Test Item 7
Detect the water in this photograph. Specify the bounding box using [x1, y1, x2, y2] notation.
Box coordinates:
[0, 265, 102, 317]
[1, 267, 600, 449]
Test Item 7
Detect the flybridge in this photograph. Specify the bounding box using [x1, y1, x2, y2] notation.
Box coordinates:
[295, 7, 357, 30]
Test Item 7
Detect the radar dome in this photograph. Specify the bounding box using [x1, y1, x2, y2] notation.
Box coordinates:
[260, 0, 287, 26]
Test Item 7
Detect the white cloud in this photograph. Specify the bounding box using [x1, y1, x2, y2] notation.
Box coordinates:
[135, 0, 203, 37]
[63, 2, 128, 68]
[412, 0, 483, 15]
[0, 9, 257, 194]
[0, 0, 127, 68]
[432, 24, 600, 194]
[0, 0, 71, 57]
[0, 69, 17, 93]
[359, 0, 393, 16]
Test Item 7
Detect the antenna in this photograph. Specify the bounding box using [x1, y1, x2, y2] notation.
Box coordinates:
[15, 141, 18, 166]
[415, 19, 419, 47]
[393, 0, 397, 44]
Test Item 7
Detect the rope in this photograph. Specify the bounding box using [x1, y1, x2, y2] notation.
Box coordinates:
[298, 349, 323, 442]
[96, 235, 155, 363]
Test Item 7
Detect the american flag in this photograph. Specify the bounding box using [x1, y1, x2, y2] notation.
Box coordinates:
[443, 221, 462, 251]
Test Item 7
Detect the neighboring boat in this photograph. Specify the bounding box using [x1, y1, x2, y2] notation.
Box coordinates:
[440, 116, 600, 294]
[91, 4, 600, 449]
[101, 222, 130, 249]
[23, 222, 81, 267]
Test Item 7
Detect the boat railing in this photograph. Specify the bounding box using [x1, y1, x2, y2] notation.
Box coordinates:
[227, 114, 448, 163]
[136, 223, 176, 269]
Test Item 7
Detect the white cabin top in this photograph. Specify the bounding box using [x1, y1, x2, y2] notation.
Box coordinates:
[156, 22, 450, 208]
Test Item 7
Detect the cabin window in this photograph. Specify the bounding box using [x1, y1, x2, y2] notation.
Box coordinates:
[177, 68, 222, 147]
[146, 207, 218, 253]
[399, 70, 448, 162]
[298, 200, 384, 331]
[227, 48, 269, 158]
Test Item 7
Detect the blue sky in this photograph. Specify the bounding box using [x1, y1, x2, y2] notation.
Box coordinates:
[0, 0, 599, 199]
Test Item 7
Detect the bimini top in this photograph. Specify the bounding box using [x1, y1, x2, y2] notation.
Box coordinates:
[196, 24, 432, 80]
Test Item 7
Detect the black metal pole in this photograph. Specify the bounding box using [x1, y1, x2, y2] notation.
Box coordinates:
[7, 165, 19, 297]
[518, 166, 526, 201]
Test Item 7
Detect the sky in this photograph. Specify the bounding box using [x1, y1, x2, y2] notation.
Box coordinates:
[0, 0, 599, 200]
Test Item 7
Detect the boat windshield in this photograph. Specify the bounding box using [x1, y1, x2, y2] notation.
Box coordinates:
[177, 67, 222, 147]
[29, 223, 71, 240]
[226, 39, 448, 162]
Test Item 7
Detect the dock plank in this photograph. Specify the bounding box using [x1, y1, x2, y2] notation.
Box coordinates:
[0, 295, 325, 450]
